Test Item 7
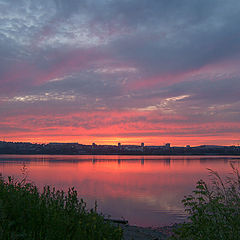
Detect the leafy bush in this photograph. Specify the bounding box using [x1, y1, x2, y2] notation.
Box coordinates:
[0, 176, 122, 240]
[172, 164, 240, 240]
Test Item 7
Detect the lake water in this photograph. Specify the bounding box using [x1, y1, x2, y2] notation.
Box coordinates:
[0, 155, 239, 227]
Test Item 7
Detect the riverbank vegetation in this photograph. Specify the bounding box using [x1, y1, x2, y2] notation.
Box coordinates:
[172, 164, 240, 240]
[0, 175, 122, 240]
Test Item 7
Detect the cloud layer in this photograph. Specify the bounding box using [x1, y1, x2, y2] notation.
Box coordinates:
[0, 0, 240, 145]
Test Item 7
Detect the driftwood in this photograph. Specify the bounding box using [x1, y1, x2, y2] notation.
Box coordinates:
[104, 218, 128, 224]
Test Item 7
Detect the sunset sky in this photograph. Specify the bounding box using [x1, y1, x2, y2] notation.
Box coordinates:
[0, 0, 240, 146]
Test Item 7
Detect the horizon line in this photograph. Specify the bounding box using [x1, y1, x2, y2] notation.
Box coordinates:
[0, 140, 239, 148]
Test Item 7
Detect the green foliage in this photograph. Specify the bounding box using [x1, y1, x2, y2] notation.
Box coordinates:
[0, 176, 122, 240]
[172, 164, 240, 240]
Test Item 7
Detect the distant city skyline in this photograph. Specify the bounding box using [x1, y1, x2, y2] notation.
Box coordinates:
[1, 139, 239, 148]
[0, 1, 240, 146]
[1, 140, 239, 156]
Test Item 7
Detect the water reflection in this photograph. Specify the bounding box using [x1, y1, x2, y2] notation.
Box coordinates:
[0, 155, 239, 227]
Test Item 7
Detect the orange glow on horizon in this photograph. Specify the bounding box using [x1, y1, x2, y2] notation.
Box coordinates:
[1, 111, 240, 146]
[3, 135, 240, 146]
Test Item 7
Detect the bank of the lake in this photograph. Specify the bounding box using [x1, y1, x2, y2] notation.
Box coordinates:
[120, 223, 177, 240]
[0, 175, 177, 240]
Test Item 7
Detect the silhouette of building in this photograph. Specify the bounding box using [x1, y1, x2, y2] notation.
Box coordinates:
[165, 143, 171, 148]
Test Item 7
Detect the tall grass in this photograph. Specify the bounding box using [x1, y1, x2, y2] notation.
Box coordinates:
[172, 164, 240, 240]
[0, 175, 122, 240]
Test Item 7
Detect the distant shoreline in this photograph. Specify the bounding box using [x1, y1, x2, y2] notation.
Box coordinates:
[1, 141, 240, 156]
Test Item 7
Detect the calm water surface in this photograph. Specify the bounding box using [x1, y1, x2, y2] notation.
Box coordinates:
[0, 155, 239, 227]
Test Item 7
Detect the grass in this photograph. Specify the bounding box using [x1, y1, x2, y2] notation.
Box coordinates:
[0, 175, 123, 240]
[171, 164, 240, 240]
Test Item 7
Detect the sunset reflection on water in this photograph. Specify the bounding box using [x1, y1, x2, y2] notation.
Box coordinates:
[0, 155, 239, 227]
